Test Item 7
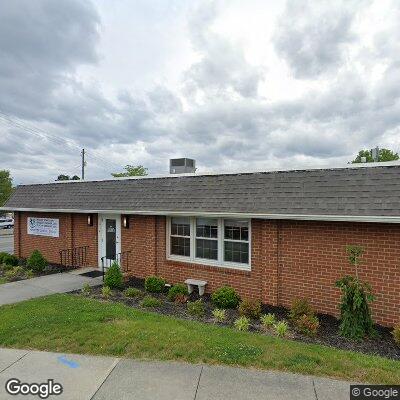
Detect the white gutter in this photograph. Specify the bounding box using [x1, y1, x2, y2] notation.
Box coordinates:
[1, 207, 399, 224]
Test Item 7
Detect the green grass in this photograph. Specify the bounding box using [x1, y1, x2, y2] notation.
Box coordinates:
[0, 294, 398, 383]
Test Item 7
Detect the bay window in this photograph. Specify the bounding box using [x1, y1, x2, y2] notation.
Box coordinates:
[167, 216, 251, 270]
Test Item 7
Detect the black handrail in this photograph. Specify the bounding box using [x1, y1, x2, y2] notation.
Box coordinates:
[59, 246, 89, 268]
[101, 250, 131, 280]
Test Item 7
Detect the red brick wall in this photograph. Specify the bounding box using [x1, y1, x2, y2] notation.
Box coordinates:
[15, 212, 400, 326]
[14, 212, 98, 267]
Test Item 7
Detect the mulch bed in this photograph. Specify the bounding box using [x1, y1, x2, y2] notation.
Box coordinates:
[71, 278, 399, 361]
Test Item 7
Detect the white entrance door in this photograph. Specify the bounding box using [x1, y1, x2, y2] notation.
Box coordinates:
[98, 214, 121, 269]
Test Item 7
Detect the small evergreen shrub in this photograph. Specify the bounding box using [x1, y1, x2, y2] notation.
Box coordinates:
[2, 253, 19, 267]
[145, 276, 166, 293]
[102, 286, 112, 299]
[234, 316, 250, 331]
[260, 313, 276, 328]
[168, 284, 188, 301]
[0, 252, 8, 264]
[187, 300, 205, 317]
[393, 324, 400, 346]
[212, 308, 226, 322]
[123, 287, 142, 298]
[104, 262, 123, 289]
[238, 299, 262, 319]
[295, 314, 320, 336]
[141, 295, 162, 308]
[274, 321, 288, 338]
[27, 250, 47, 273]
[174, 293, 188, 304]
[211, 286, 240, 309]
[81, 283, 91, 296]
[289, 298, 314, 323]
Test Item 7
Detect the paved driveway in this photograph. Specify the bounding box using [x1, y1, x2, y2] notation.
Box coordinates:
[0, 270, 102, 306]
[0, 229, 13, 254]
[0, 348, 352, 400]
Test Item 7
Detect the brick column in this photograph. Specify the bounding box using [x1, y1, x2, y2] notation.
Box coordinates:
[14, 211, 21, 257]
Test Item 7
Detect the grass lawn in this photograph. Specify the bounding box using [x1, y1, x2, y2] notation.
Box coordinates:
[0, 294, 398, 384]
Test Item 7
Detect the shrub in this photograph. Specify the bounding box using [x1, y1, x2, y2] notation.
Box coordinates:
[212, 308, 226, 322]
[295, 314, 320, 336]
[168, 284, 188, 302]
[141, 295, 162, 308]
[104, 262, 123, 289]
[260, 313, 276, 328]
[238, 299, 262, 319]
[81, 283, 91, 296]
[145, 276, 166, 293]
[174, 293, 188, 304]
[211, 286, 240, 309]
[27, 250, 47, 273]
[102, 286, 112, 299]
[336, 275, 375, 340]
[289, 298, 314, 323]
[4, 266, 25, 282]
[234, 316, 250, 331]
[123, 287, 142, 298]
[187, 300, 205, 317]
[1, 253, 19, 267]
[0, 252, 8, 264]
[25, 269, 34, 279]
[274, 321, 289, 338]
[393, 324, 400, 346]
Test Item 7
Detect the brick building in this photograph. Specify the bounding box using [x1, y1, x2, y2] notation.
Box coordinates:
[2, 163, 400, 326]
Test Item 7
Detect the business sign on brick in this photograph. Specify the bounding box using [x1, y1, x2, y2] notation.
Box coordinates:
[27, 217, 59, 238]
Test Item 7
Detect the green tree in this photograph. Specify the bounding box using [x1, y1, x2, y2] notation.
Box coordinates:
[111, 165, 148, 178]
[56, 174, 80, 181]
[351, 148, 399, 163]
[0, 170, 13, 206]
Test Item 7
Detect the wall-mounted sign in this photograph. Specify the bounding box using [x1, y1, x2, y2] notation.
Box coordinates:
[27, 217, 59, 238]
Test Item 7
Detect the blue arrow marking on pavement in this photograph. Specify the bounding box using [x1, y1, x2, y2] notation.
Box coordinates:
[57, 355, 79, 369]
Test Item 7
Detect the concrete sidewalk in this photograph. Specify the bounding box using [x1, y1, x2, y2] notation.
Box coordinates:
[0, 348, 353, 400]
[0, 269, 102, 306]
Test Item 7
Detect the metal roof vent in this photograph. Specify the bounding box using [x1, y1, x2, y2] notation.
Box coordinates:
[170, 158, 196, 174]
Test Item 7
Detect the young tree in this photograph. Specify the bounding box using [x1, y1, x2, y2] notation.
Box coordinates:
[56, 174, 80, 181]
[351, 148, 399, 163]
[0, 170, 13, 206]
[111, 165, 148, 178]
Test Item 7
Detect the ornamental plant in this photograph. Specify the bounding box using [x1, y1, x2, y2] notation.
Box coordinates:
[212, 308, 226, 322]
[104, 262, 123, 289]
[145, 276, 166, 293]
[102, 286, 112, 299]
[211, 286, 240, 309]
[335, 245, 375, 340]
[238, 299, 262, 319]
[187, 300, 205, 317]
[260, 313, 276, 328]
[141, 295, 162, 308]
[123, 287, 142, 298]
[27, 250, 47, 273]
[0, 253, 19, 266]
[234, 316, 250, 331]
[393, 324, 400, 346]
[274, 321, 288, 338]
[289, 298, 314, 323]
[168, 284, 188, 302]
[295, 314, 320, 337]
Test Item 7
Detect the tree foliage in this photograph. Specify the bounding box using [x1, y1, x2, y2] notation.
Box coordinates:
[0, 170, 13, 207]
[56, 174, 80, 181]
[351, 148, 399, 163]
[111, 165, 148, 178]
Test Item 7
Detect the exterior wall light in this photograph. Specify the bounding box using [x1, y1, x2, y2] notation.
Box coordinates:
[122, 215, 130, 229]
[87, 214, 93, 226]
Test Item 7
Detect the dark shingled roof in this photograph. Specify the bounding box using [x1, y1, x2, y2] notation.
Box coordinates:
[3, 165, 400, 218]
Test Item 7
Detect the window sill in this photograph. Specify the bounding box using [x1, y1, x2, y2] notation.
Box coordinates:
[167, 255, 251, 272]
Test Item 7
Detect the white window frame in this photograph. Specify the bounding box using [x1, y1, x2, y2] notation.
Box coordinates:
[166, 216, 251, 271]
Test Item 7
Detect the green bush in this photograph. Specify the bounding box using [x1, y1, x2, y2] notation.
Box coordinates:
[141, 295, 162, 308]
[393, 324, 400, 346]
[238, 299, 262, 319]
[27, 250, 47, 273]
[4, 266, 25, 282]
[123, 287, 142, 298]
[104, 262, 123, 289]
[1, 253, 19, 267]
[274, 321, 289, 338]
[81, 283, 91, 296]
[145, 276, 166, 293]
[211, 286, 240, 309]
[336, 275, 375, 340]
[174, 293, 188, 304]
[234, 316, 250, 331]
[0, 252, 8, 264]
[289, 298, 314, 323]
[102, 286, 112, 299]
[212, 308, 226, 322]
[187, 300, 205, 317]
[295, 314, 320, 336]
[260, 313, 276, 328]
[25, 269, 34, 279]
[167, 284, 188, 301]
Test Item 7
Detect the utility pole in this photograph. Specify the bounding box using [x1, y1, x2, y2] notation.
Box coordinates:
[81, 149, 85, 180]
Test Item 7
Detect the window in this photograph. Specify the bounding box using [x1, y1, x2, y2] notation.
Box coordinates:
[170, 217, 191, 257]
[196, 218, 218, 260]
[167, 217, 251, 270]
[224, 219, 249, 264]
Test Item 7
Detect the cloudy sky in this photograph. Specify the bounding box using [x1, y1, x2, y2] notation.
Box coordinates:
[1, 0, 400, 184]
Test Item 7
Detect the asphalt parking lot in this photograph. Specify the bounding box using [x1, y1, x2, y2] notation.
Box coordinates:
[0, 229, 13, 254]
